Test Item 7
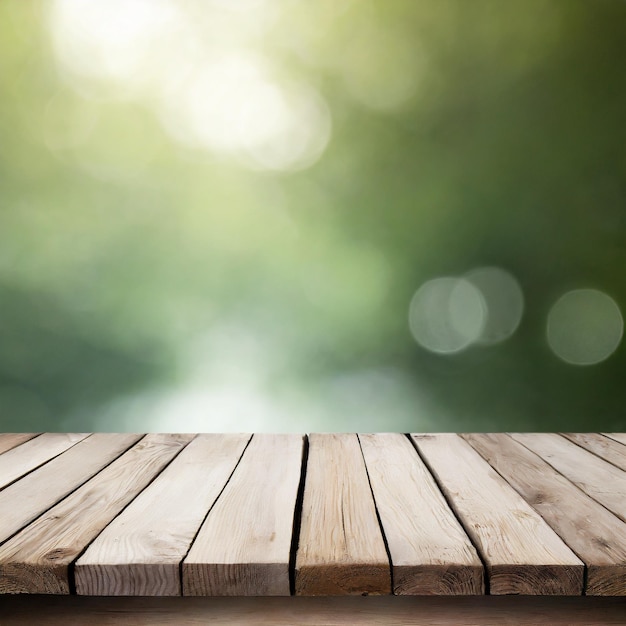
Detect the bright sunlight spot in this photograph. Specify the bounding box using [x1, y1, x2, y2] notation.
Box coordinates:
[49, 0, 332, 172]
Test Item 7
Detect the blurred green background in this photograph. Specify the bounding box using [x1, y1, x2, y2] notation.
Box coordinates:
[1, 0, 625, 433]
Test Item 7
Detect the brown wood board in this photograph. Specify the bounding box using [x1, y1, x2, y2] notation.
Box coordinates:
[75, 434, 249, 596]
[411, 434, 584, 595]
[0, 434, 194, 594]
[463, 433, 626, 596]
[0, 433, 89, 491]
[511, 433, 626, 524]
[183, 434, 304, 596]
[561, 433, 626, 471]
[359, 433, 483, 595]
[604, 433, 626, 446]
[0, 434, 142, 546]
[295, 433, 391, 595]
[0, 434, 40, 456]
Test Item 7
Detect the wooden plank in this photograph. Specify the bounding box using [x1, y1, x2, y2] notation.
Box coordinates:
[295, 433, 391, 596]
[0, 434, 40, 456]
[2, 596, 626, 626]
[603, 433, 626, 446]
[0, 433, 141, 545]
[511, 433, 626, 524]
[358, 433, 483, 595]
[463, 433, 626, 596]
[411, 434, 584, 595]
[75, 434, 250, 596]
[561, 433, 626, 471]
[0, 434, 193, 594]
[0, 433, 88, 490]
[183, 434, 304, 596]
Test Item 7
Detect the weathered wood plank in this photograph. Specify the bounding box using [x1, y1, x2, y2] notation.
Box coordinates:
[0, 433, 88, 490]
[511, 433, 626, 524]
[2, 595, 626, 626]
[358, 433, 483, 595]
[0, 434, 141, 545]
[463, 433, 626, 596]
[0, 434, 40, 456]
[561, 433, 626, 471]
[602, 433, 626, 447]
[75, 434, 250, 596]
[411, 434, 584, 595]
[183, 434, 304, 596]
[295, 433, 391, 596]
[0, 434, 193, 594]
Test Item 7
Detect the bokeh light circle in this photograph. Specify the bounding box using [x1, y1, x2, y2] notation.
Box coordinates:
[409, 277, 486, 354]
[547, 289, 623, 365]
[464, 266, 524, 344]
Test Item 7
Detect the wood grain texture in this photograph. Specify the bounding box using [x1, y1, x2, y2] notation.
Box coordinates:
[183, 434, 304, 596]
[511, 433, 626, 524]
[2, 596, 626, 626]
[75, 434, 250, 596]
[0, 431, 623, 600]
[561, 433, 626, 471]
[0, 433, 88, 490]
[463, 433, 626, 596]
[0, 434, 193, 594]
[411, 434, 584, 595]
[604, 433, 626, 446]
[359, 433, 483, 595]
[0, 434, 141, 545]
[0, 434, 40, 456]
[295, 433, 391, 596]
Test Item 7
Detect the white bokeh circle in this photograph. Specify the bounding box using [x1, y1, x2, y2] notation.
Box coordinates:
[409, 277, 486, 354]
[547, 289, 623, 365]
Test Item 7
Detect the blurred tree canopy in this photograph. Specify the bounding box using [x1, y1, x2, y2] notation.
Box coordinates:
[1, 0, 625, 432]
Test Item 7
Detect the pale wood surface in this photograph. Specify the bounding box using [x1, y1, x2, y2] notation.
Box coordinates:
[511, 433, 626, 524]
[0, 433, 141, 545]
[359, 433, 483, 595]
[604, 433, 626, 446]
[463, 433, 626, 596]
[2, 596, 626, 625]
[0, 433, 88, 490]
[295, 433, 391, 596]
[411, 434, 584, 595]
[0, 434, 39, 456]
[183, 434, 304, 596]
[0, 432, 625, 598]
[75, 434, 249, 596]
[561, 433, 626, 470]
[0, 434, 193, 594]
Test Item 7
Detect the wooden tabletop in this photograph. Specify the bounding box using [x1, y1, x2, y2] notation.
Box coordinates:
[0, 432, 624, 597]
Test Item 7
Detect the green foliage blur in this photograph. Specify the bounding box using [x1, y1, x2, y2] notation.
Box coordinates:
[1, 0, 625, 432]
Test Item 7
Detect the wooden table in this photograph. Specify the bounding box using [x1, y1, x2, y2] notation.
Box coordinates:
[0, 432, 625, 624]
